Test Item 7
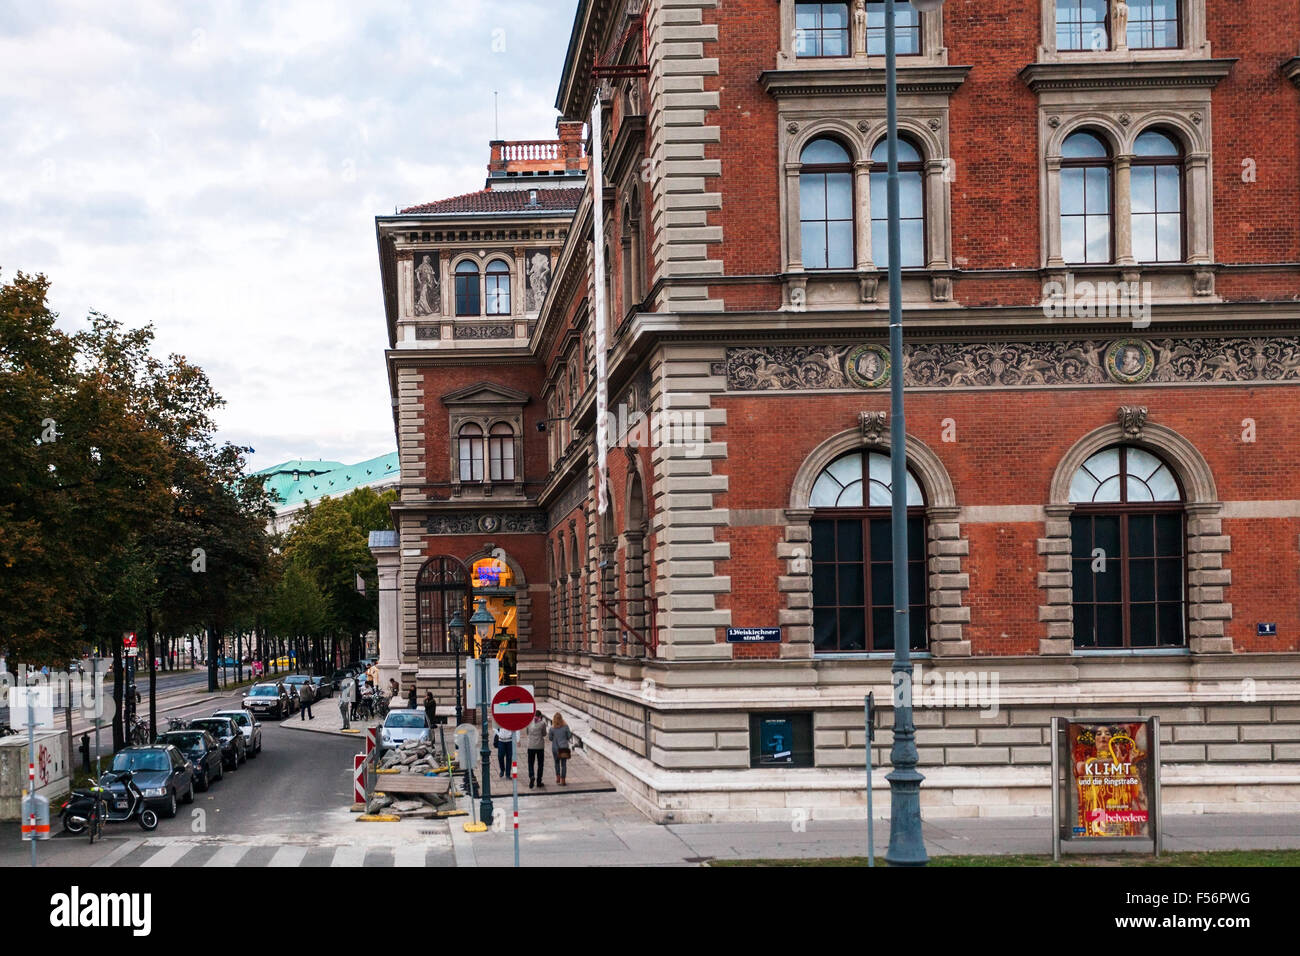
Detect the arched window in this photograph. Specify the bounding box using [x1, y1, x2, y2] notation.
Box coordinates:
[1131, 129, 1183, 263]
[1060, 131, 1112, 264]
[622, 191, 642, 311]
[457, 423, 484, 482]
[870, 137, 925, 269]
[455, 261, 481, 316]
[800, 137, 854, 270]
[795, 3, 850, 57]
[416, 556, 468, 657]
[865, 1, 921, 55]
[487, 423, 515, 482]
[485, 260, 512, 315]
[1056, 0, 1108, 51]
[810, 451, 926, 653]
[1069, 446, 1185, 649]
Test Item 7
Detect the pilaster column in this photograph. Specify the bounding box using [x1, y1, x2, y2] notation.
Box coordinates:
[854, 159, 873, 270]
[1045, 156, 1066, 268]
[924, 158, 947, 269]
[1114, 154, 1136, 266]
[785, 161, 804, 271]
[1185, 152, 1212, 263]
[1037, 503, 1076, 654]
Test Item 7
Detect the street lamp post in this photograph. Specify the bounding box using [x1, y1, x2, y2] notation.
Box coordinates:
[882, 0, 942, 867]
[448, 608, 465, 726]
[470, 598, 496, 826]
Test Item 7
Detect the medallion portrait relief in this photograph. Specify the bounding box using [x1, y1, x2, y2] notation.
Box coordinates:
[414, 252, 441, 316]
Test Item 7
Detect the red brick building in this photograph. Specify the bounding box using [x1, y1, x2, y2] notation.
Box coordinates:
[375, 0, 1300, 821]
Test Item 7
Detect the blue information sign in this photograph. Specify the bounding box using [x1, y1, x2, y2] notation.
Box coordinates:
[1258, 622, 1277, 637]
[726, 627, 781, 643]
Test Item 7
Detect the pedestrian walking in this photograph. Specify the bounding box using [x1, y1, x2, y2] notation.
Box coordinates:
[407, 684, 417, 710]
[524, 711, 547, 788]
[340, 675, 357, 720]
[338, 690, 350, 730]
[494, 725, 514, 778]
[423, 691, 437, 728]
[299, 684, 314, 720]
[549, 713, 573, 785]
[389, 678, 399, 699]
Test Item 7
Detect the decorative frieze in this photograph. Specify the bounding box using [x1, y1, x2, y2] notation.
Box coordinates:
[455, 323, 513, 340]
[725, 335, 1300, 392]
[426, 511, 547, 535]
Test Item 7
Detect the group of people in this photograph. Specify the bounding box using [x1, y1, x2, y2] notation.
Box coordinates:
[494, 712, 574, 787]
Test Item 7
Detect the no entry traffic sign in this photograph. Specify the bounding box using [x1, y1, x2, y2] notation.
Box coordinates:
[491, 686, 536, 732]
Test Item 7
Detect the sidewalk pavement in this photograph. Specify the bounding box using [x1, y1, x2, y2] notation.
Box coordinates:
[445, 752, 1300, 866]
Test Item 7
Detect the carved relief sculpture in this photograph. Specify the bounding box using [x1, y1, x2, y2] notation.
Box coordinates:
[414, 252, 441, 316]
[526, 250, 552, 312]
[853, 0, 867, 56]
[1117, 405, 1148, 439]
[726, 335, 1300, 391]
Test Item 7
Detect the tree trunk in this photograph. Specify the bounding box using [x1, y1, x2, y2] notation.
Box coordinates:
[207, 625, 218, 693]
[146, 607, 156, 739]
[111, 636, 124, 752]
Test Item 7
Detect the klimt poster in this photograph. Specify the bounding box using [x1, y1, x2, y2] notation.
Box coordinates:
[1067, 721, 1152, 838]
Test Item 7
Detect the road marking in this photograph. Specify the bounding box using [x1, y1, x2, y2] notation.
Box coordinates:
[331, 845, 368, 867]
[92, 839, 143, 868]
[392, 845, 427, 867]
[204, 844, 251, 867]
[267, 845, 308, 867]
[141, 842, 195, 867]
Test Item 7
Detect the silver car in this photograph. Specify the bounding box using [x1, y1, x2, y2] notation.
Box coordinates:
[380, 709, 431, 748]
[212, 708, 263, 757]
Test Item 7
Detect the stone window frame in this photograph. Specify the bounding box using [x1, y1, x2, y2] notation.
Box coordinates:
[777, 0, 948, 69]
[1037, 417, 1232, 656]
[464, 544, 532, 650]
[782, 420, 971, 658]
[449, 251, 522, 321]
[1040, 109, 1213, 273]
[449, 413, 522, 498]
[780, 116, 953, 284]
[1037, 0, 1209, 61]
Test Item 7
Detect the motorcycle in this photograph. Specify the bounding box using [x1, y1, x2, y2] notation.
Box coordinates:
[61, 769, 159, 834]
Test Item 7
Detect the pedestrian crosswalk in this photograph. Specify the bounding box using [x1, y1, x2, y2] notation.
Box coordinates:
[95, 838, 455, 868]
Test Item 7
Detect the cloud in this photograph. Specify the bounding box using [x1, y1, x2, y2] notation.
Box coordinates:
[0, 0, 574, 475]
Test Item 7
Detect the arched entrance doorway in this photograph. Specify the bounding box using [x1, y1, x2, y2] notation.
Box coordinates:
[470, 554, 519, 684]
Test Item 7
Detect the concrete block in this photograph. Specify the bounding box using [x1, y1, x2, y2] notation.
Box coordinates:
[1206, 743, 1273, 762]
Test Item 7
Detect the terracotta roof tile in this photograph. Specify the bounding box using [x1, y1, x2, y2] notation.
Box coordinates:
[399, 186, 583, 215]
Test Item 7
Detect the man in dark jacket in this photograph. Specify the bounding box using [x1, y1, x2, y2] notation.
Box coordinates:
[407, 684, 417, 710]
[423, 691, 437, 728]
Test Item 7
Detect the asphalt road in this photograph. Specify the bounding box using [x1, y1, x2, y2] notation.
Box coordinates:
[0, 690, 362, 867]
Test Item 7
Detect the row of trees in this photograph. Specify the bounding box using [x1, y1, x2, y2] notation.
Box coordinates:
[1, 272, 392, 750]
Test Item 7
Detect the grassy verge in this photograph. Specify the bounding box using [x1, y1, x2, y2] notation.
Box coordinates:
[711, 849, 1300, 867]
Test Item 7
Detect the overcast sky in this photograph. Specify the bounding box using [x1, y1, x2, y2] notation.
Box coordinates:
[0, 0, 574, 473]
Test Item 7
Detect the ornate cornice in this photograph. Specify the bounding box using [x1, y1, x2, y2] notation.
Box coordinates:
[1019, 58, 1236, 92]
[759, 64, 972, 98]
[427, 510, 547, 535]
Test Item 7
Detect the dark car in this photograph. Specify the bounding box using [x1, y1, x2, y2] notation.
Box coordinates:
[155, 729, 224, 791]
[244, 681, 293, 719]
[310, 675, 333, 699]
[187, 717, 246, 769]
[330, 668, 350, 687]
[283, 674, 315, 705]
[108, 745, 194, 817]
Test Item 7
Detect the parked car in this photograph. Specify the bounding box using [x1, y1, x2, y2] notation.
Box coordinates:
[244, 681, 293, 719]
[187, 716, 246, 769]
[212, 708, 263, 757]
[283, 674, 315, 704]
[155, 729, 224, 791]
[380, 709, 431, 749]
[108, 745, 195, 817]
[330, 668, 350, 687]
[272, 654, 297, 668]
[309, 675, 333, 698]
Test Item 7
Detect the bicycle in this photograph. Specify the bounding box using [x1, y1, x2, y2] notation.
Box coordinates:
[86, 785, 107, 845]
[128, 716, 152, 745]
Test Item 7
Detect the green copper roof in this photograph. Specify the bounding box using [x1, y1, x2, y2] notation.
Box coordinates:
[256, 453, 400, 510]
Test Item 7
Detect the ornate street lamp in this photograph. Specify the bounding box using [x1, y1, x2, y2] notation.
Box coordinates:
[469, 598, 497, 826]
[881, 0, 941, 867]
[448, 608, 465, 726]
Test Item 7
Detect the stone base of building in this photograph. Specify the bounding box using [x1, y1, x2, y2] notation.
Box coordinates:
[523, 652, 1300, 825]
